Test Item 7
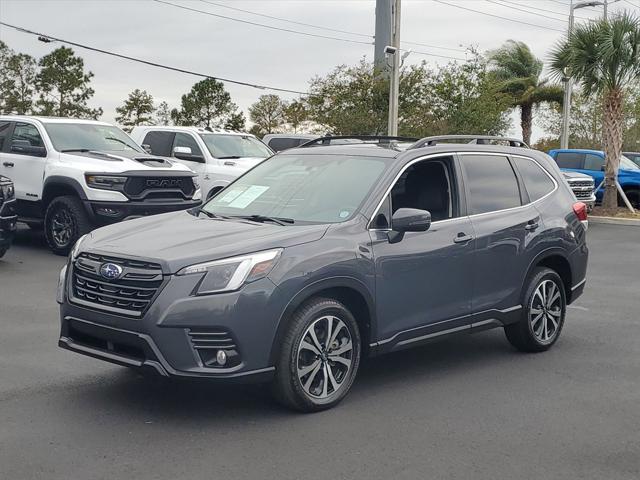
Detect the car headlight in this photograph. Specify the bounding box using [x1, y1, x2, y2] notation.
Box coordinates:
[192, 176, 200, 190]
[56, 264, 68, 304]
[85, 174, 127, 190]
[70, 234, 88, 260]
[177, 249, 282, 295]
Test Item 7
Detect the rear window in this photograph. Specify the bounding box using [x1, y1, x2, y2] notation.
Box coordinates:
[461, 154, 522, 215]
[554, 152, 584, 169]
[513, 157, 555, 202]
[268, 138, 304, 152]
[143, 131, 175, 157]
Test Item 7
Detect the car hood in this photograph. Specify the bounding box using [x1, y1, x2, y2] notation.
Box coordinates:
[60, 150, 193, 173]
[562, 171, 593, 180]
[82, 210, 329, 273]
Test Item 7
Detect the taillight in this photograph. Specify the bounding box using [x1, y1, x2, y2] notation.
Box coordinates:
[573, 202, 588, 222]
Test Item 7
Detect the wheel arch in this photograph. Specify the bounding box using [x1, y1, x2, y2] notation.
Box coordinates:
[42, 176, 87, 207]
[525, 249, 573, 303]
[269, 277, 376, 365]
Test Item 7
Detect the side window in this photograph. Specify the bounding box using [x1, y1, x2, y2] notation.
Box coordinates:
[269, 138, 300, 152]
[173, 132, 204, 157]
[389, 156, 457, 222]
[0, 122, 12, 150]
[142, 131, 175, 156]
[461, 155, 522, 215]
[513, 157, 556, 202]
[584, 153, 605, 171]
[555, 152, 585, 169]
[11, 123, 45, 153]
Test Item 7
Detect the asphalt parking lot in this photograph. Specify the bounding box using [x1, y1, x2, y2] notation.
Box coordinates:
[0, 223, 638, 480]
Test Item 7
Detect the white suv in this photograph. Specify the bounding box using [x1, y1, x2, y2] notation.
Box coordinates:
[0, 116, 201, 255]
[130, 126, 273, 200]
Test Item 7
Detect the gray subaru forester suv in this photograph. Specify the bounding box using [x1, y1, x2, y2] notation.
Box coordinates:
[57, 135, 589, 412]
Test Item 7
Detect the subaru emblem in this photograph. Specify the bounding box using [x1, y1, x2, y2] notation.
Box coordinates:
[100, 263, 123, 280]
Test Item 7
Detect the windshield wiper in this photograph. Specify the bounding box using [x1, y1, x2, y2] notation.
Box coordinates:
[61, 148, 92, 153]
[234, 214, 294, 226]
[105, 136, 139, 150]
[217, 155, 242, 159]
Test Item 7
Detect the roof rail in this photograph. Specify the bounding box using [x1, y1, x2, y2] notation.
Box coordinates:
[299, 135, 419, 148]
[410, 135, 530, 149]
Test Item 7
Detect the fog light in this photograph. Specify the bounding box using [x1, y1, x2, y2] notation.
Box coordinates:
[96, 207, 122, 217]
[216, 350, 227, 366]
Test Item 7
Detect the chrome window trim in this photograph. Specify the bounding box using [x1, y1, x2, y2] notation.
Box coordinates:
[367, 151, 560, 230]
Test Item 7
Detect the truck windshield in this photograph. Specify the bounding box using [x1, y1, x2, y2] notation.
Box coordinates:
[621, 156, 640, 170]
[44, 123, 143, 153]
[199, 133, 273, 159]
[202, 154, 389, 224]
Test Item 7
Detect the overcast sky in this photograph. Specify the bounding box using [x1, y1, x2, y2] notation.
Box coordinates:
[0, 0, 636, 140]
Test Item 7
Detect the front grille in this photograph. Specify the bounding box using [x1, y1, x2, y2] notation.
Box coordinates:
[568, 180, 594, 188]
[70, 253, 164, 317]
[574, 189, 594, 200]
[124, 176, 196, 200]
[567, 179, 595, 200]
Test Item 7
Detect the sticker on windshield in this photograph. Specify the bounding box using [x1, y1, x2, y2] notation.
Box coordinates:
[339, 210, 350, 218]
[217, 187, 245, 204]
[228, 185, 270, 209]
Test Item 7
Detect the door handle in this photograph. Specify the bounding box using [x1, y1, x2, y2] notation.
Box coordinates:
[3, 162, 14, 167]
[525, 220, 539, 231]
[453, 233, 474, 244]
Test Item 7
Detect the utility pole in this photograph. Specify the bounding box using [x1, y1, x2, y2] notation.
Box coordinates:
[387, 0, 401, 136]
[374, 0, 392, 68]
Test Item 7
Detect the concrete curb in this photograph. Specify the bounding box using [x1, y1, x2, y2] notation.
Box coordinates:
[589, 216, 640, 227]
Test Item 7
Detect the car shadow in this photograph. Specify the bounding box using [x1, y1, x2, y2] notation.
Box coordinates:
[61, 330, 517, 422]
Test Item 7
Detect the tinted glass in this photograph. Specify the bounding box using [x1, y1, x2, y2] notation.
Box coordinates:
[268, 138, 301, 152]
[621, 155, 640, 170]
[514, 157, 555, 202]
[174, 132, 203, 157]
[584, 153, 604, 171]
[555, 152, 584, 169]
[143, 131, 175, 156]
[461, 155, 521, 215]
[203, 154, 388, 224]
[12, 123, 44, 147]
[44, 123, 142, 152]
[200, 134, 272, 158]
[0, 122, 11, 150]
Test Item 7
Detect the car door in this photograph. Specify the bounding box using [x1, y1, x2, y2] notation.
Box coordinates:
[370, 155, 474, 345]
[582, 153, 606, 197]
[171, 132, 213, 197]
[0, 122, 48, 213]
[459, 153, 540, 315]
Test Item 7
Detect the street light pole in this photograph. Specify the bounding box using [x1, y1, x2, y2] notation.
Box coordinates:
[387, 0, 401, 136]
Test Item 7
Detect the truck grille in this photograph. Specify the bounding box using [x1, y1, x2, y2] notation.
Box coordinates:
[568, 180, 594, 188]
[124, 176, 196, 200]
[70, 253, 164, 318]
[567, 179, 595, 200]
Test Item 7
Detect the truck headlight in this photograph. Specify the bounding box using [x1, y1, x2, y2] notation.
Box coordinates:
[177, 249, 282, 295]
[85, 174, 127, 190]
[56, 264, 68, 304]
[1, 183, 14, 200]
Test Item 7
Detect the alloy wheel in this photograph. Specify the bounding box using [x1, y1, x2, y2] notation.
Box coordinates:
[529, 279, 562, 344]
[51, 207, 73, 247]
[296, 315, 353, 399]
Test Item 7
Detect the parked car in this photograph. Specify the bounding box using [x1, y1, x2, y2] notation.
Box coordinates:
[623, 151, 640, 167]
[562, 171, 596, 212]
[131, 126, 273, 200]
[548, 148, 640, 209]
[0, 116, 201, 255]
[58, 135, 588, 412]
[0, 175, 17, 258]
[262, 134, 318, 152]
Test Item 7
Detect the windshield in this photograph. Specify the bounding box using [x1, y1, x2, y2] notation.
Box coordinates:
[199, 134, 273, 159]
[202, 154, 389, 224]
[621, 155, 640, 170]
[44, 123, 143, 153]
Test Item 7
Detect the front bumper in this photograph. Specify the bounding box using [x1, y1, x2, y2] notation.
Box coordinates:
[84, 199, 202, 225]
[0, 198, 17, 249]
[58, 261, 287, 382]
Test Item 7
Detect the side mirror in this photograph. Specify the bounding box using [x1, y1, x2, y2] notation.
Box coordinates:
[142, 143, 153, 154]
[11, 139, 46, 157]
[388, 208, 431, 244]
[600, 165, 605, 171]
[173, 146, 204, 162]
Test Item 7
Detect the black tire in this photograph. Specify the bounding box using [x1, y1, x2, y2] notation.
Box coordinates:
[0, 247, 6, 259]
[271, 297, 361, 412]
[44, 195, 92, 256]
[621, 189, 640, 209]
[505, 267, 566, 353]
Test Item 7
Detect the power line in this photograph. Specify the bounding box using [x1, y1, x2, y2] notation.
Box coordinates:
[0, 22, 309, 95]
[485, 0, 567, 22]
[623, 0, 640, 9]
[431, 0, 565, 32]
[499, 0, 591, 20]
[200, 0, 467, 53]
[152, 0, 373, 46]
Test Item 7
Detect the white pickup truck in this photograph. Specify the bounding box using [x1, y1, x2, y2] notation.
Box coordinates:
[0, 116, 201, 255]
[130, 126, 273, 200]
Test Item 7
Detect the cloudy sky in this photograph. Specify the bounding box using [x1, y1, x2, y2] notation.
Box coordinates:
[0, 0, 636, 140]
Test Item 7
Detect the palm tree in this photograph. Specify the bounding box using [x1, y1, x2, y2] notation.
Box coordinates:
[488, 40, 564, 146]
[550, 12, 640, 211]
